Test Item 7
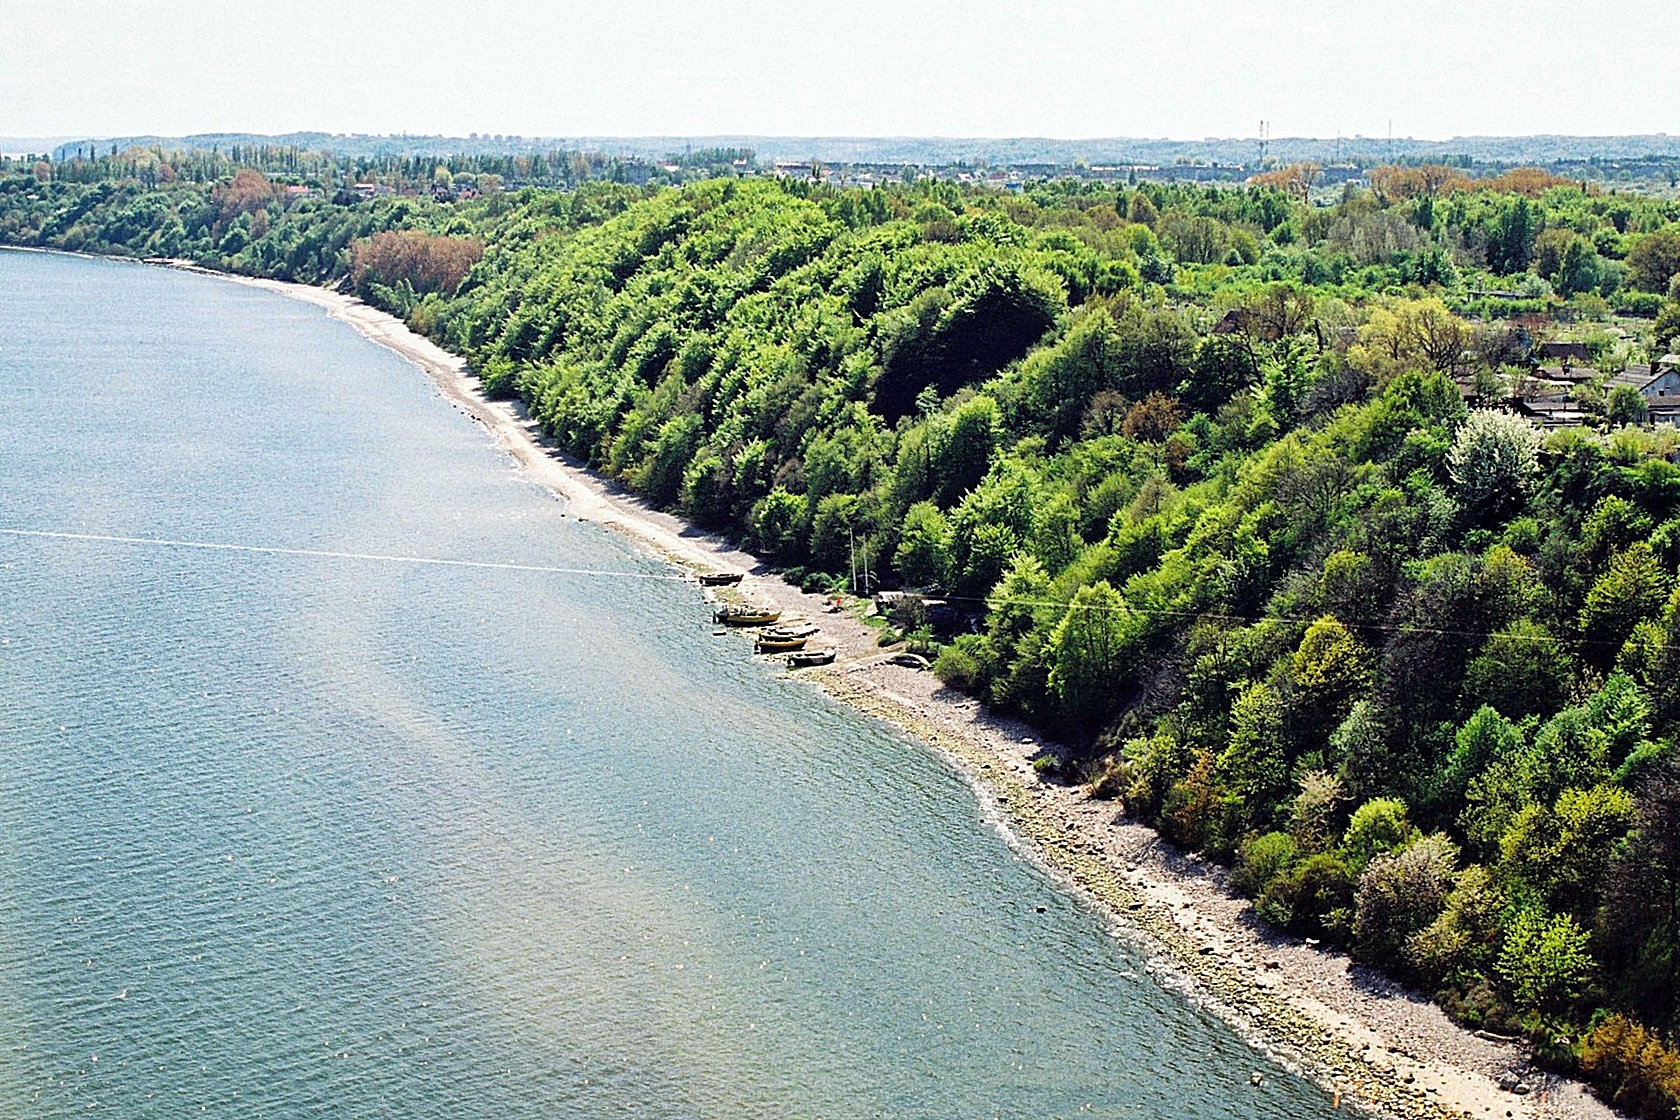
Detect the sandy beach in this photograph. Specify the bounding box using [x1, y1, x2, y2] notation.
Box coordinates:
[196, 265, 1618, 1120]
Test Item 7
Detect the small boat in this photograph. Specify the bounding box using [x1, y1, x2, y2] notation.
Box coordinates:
[755, 634, 809, 653]
[761, 621, 818, 640]
[786, 646, 837, 668]
[714, 605, 781, 627]
[697, 572, 744, 586]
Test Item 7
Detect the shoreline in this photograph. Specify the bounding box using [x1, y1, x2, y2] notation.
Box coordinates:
[151, 258, 1612, 1120]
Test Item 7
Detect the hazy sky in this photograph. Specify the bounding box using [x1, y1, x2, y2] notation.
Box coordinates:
[3, 0, 1677, 140]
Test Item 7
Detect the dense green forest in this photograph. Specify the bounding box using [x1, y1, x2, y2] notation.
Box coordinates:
[8, 152, 1680, 1115]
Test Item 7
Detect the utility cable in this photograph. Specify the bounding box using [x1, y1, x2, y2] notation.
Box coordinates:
[0, 527, 689, 582]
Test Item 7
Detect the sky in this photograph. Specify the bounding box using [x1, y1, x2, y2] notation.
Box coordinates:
[3, 0, 1677, 141]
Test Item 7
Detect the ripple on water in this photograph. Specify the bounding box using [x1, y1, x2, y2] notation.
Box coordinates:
[0, 249, 1335, 1120]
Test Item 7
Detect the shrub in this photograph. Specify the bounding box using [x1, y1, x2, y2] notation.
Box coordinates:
[1353, 833, 1459, 966]
[1288, 770, 1346, 851]
[1234, 831, 1298, 897]
[1256, 851, 1355, 943]
[1342, 797, 1415, 872]
[1497, 907, 1594, 1011]
[1405, 864, 1505, 984]
[1579, 1015, 1680, 1120]
[932, 633, 989, 692]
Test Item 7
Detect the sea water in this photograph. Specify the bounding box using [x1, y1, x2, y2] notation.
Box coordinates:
[0, 249, 1336, 1119]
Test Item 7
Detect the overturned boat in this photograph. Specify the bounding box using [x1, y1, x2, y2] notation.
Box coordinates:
[760, 621, 818, 640]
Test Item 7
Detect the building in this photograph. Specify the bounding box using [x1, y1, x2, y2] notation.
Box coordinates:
[1536, 340, 1593, 367]
[1608, 361, 1680, 401]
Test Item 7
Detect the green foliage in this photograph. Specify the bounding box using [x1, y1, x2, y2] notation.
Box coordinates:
[1047, 580, 1132, 734]
[1581, 543, 1670, 667]
[894, 501, 952, 588]
[1343, 797, 1416, 872]
[1497, 906, 1594, 1011]
[1406, 864, 1506, 984]
[1256, 852, 1355, 942]
[1234, 831, 1299, 897]
[14, 158, 1680, 1053]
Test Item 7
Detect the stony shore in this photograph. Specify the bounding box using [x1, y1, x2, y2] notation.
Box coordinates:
[182, 265, 1619, 1120]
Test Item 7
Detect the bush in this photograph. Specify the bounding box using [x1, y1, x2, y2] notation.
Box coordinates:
[1234, 831, 1298, 897]
[1343, 797, 1415, 872]
[1579, 1014, 1680, 1120]
[1405, 864, 1505, 984]
[1614, 290, 1664, 318]
[1256, 851, 1355, 943]
[1497, 907, 1594, 1012]
[932, 633, 989, 692]
[1353, 833, 1458, 967]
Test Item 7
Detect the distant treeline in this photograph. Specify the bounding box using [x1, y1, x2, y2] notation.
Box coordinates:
[39, 129, 1680, 177]
[7, 160, 1680, 1116]
[5, 144, 749, 193]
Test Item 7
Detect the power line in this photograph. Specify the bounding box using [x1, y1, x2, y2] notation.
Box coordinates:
[958, 589, 1633, 651]
[4, 526, 1646, 652]
[0, 527, 688, 582]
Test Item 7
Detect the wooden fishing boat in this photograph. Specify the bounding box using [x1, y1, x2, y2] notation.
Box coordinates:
[785, 646, 837, 668]
[714, 605, 781, 627]
[697, 572, 744, 586]
[755, 634, 809, 653]
[761, 621, 818, 640]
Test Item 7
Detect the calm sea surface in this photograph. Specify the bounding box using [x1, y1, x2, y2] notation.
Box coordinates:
[0, 249, 1335, 1119]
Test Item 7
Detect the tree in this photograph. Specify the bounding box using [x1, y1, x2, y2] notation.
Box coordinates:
[1251, 163, 1320, 204]
[1487, 196, 1537, 275]
[1603, 757, 1680, 1031]
[1047, 580, 1132, 732]
[754, 487, 808, 563]
[1655, 299, 1680, 354]
[1442, 705, 1525, 804]
[1290, 614, 1374, 752]
[1500, 784, 1635, 919]
[1401, 300, 1469, 373]
[1120, 391, 1181, 442]
[1627, 228, 1680, 293]
[1635, 585, 1680, 732]
[1581, 543, 1669, 668]
[1217, 682, 1291, 828]
[1024, 309, 1126, 441]
[1406, 864, 1506, 983]
[1610, 384, 1651, 428]
[1343, 797, 1415, 872]
[351, 230, 484, 296]
[1463, 620, 1568, 721]
[936, 394, 1001, 503]
[1446, 410, 1541, 524]
[893, 501, 951, 588]
[1289, 769, 1346, 851]
[1496, 906, 1593, 1011]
